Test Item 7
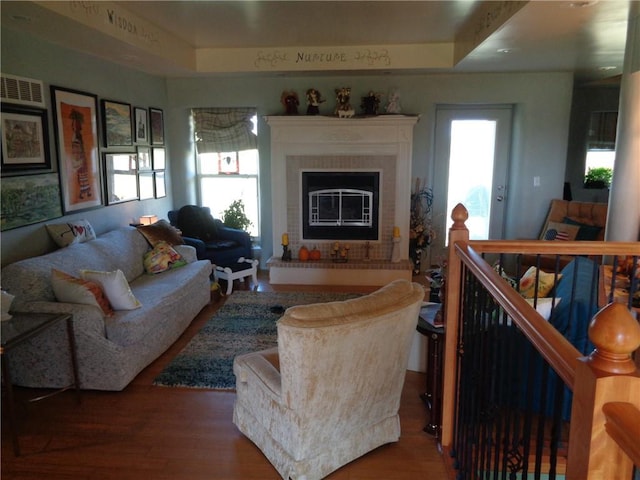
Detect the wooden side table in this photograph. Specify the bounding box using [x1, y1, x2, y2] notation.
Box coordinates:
[416, 303, 445, 438]
[1, 312, 80, 455]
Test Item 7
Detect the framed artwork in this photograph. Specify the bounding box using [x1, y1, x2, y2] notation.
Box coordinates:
[1, 104, 51, 173]
[137, 145, 152, 171]
[103, 152, 138, 204]
[134, 107, 148, 144]
[101, 99, 132, 147]
[218, 152, 239, 174]
[138, 172, 155, 200]
[149, 107, 164, 145]
[154, 171, 166, 198]
[51, 86, 103, 213]
[152, 147, 165, 170]
[1, 173, 62, 231]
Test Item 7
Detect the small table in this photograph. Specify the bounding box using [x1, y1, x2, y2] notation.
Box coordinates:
[416, 303, 445, 438]
[1, 312, 80, 456]
[214, 257, 259, 295]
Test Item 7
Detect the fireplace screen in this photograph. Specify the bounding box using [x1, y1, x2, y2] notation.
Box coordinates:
[309, 189, 372, 227]
[302, 171, 379, 240]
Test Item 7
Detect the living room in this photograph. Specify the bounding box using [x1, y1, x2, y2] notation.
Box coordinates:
[1, 2, 638, 478]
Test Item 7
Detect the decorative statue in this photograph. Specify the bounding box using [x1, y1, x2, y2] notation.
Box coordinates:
[334, 87, 355, 118]
[361, 91, 381, 116]
[305, 88, 325, 115]
[385, 89, 402, 114]
[281, 90, 299, 115]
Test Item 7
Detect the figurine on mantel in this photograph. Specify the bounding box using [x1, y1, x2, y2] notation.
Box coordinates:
[334, 87, 355, 118]
[361, 91, 381, 116]
[305, 88, 325, 115]
[281, 90, 299, 115]
[385, 89, 402, 114]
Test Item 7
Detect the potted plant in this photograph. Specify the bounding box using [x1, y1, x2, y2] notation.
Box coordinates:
[222, 199, 253, 231]
[584, 167, 613, 189]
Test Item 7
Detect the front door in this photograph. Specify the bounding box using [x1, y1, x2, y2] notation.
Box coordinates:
[431, 105, 513, 263]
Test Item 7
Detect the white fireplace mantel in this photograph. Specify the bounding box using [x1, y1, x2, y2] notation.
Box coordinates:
[266, 114, 419, 285]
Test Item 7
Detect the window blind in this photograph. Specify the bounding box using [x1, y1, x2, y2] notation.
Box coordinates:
[192, 107, 257, 153]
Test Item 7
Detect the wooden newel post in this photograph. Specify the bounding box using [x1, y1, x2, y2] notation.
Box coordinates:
[566, 303, 640, 480]
[440, 203, 469, 448]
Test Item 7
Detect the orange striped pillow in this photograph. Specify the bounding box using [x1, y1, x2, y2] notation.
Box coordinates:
[51, 269, 114, 316]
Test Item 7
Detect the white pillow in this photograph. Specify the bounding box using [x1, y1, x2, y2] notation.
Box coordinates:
[526, 297, 562, 320]
[80, 269, 141, 310]
[51, 269, 113, 316]
[46, 220, 96, 247]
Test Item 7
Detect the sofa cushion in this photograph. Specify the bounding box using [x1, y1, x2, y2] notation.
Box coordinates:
[137, 219, 184, 247]
[143, 241, 187, 274]
[46, 219, 96, 247]
[519, 266, 561, 299]
[81, 269, 141, 311]
[562, 217, 603, 241]
[542, 221, 580, 241]
[51, 269, 113, 316]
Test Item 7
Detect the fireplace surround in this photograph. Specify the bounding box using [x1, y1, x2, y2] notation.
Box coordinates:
[266, 115, 418, 285]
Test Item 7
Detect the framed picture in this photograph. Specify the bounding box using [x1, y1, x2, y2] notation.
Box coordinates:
[134, 107, 148, 144]
[101, 99, 132, 147]
[138, 172, 155, 200]
[149, 107, 164, 145]
[1, 173, 62, 231]
[1, 104, 51, 173]
[103, 152, 138, 204]
[152, 147, 165, 170]
[137, 145, 152, 171]
[154, 170, 166, 198]
[51, 86, 103, 213]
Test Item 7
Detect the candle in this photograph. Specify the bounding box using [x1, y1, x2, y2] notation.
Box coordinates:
[393, 226, 400, 238]
[282, 233, 289, 246]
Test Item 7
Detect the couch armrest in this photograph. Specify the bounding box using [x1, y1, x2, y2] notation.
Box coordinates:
[181, 236, 206, 258]
[174, 244, 197, 263]
[234, 347, 282, 398]
[11, 301, 107, 337]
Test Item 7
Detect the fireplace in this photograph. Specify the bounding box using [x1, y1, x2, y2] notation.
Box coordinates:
[266, 115, 418, 285]
[302, 171, 380, 241]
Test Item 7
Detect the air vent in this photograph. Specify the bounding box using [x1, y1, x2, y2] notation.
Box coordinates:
[1, 73, 45, 108]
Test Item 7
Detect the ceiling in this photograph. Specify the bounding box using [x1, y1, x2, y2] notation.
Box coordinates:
[1, 1, 634, 84]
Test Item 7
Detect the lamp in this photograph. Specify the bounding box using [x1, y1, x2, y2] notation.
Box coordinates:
[139, 214, 158, 226]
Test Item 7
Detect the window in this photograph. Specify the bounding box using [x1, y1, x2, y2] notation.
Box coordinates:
[584, 111, 617, 187]
[193, 109, 259, 237]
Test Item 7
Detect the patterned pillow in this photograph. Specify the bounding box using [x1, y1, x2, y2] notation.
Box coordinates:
[137, 219, 184, 247]
[80, 269, 141, 310]
[46, 220, 96, 247]
[143, 241, 187, 274]
[51, 269, 113, 316]
[542, 221, 580, 242]
[562, 217, 603, 241]
[519, 266, 562, 299]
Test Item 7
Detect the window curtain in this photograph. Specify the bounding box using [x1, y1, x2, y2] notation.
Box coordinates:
[192, 107, 257, 153]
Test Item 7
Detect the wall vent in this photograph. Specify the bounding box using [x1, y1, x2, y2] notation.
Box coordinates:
[1, 73, 45, 108]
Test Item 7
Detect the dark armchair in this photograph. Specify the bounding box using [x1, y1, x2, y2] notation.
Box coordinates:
[168, 205, 252, 267]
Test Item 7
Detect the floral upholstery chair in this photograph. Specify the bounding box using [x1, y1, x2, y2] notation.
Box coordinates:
[232, 279, 424, 480]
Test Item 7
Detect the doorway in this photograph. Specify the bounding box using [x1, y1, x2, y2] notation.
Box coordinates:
[431, 105, 513, 263]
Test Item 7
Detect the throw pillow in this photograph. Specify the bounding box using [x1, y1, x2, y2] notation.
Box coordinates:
[143, 241, 187, 274]
[46, 220, 96, 248]
[51, 269, 114, 316]
[80, 269, 141, 310]
[137, 219, 184, 247]
[542, 221, 580, 242]
[562, 217, 603, 241]
[519, 266, 561, 299]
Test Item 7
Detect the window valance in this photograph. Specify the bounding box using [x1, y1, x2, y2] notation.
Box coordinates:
[192, 107, 257, 153]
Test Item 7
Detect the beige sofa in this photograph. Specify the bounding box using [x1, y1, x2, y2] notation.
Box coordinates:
[232, 279, 424, 480]
[1, 227, 212, 391]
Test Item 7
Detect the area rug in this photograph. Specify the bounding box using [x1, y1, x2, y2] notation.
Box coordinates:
[153, 290, 361, 390]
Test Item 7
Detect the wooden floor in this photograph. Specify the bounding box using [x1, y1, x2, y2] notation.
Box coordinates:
[1, 273, 448, 480]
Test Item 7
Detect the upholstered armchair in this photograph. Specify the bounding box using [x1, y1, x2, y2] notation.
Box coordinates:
[232, 279, 424, 480]
[167, 205, 252, 266]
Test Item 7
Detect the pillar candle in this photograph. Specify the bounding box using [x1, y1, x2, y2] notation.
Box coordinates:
[393, 226, 400, 238]
[282, 233, 289, 246]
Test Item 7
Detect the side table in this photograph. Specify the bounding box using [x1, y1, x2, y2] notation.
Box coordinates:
[1, 312, 80, 456]
[416, 303, 445, 438]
